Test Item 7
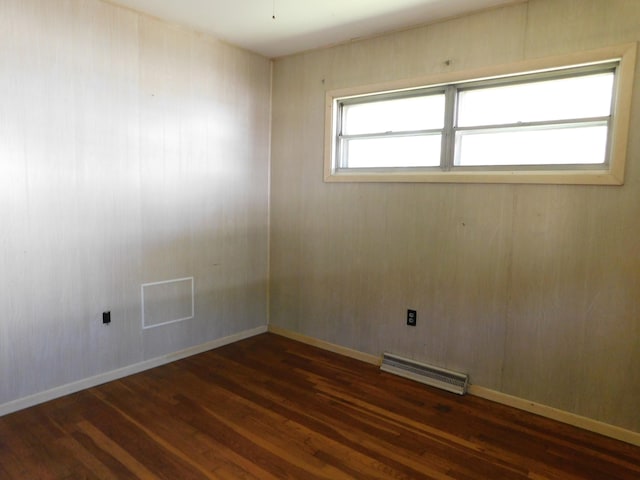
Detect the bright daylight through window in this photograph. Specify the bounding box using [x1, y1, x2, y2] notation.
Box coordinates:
[454, 71, 613, 167]
[324, 45, 636, 184]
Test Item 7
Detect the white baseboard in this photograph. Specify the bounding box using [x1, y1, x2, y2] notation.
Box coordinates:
[268, 325, 381, 365]
[268, 326, 640, 447]
[467, 385, 640, 447]
[0, 325, 268, 417]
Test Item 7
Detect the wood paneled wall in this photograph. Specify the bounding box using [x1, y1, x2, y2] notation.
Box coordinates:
[0, 0, 271, 406]
[269, 0, 640, 433]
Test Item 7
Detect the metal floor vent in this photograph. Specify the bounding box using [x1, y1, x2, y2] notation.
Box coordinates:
[381, 353, 469, 395]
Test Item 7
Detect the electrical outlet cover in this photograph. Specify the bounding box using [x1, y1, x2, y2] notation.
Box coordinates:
[407, 309, 417, 326]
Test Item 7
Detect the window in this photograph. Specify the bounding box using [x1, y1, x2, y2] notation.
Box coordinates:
[339, 92, 445, 168]
[324, 44, 636, 184]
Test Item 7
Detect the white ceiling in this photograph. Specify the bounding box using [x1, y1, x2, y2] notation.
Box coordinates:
[108, 0, 519, 58]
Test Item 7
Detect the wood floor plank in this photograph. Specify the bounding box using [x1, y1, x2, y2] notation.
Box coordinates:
[178, 357, 451, 479]
[0, 333, 639, 479]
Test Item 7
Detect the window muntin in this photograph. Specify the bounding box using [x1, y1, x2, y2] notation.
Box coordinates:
[325, 46, 636, 185]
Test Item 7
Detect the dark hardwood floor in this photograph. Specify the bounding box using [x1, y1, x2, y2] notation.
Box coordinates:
[1, 333, 639, 479]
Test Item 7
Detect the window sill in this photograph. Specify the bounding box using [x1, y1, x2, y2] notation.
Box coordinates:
[324, 168, 624, 185]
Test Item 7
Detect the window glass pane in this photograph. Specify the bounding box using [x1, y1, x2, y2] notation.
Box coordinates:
[343, 94, 445, 135]
[457, 72, 614, 127]
[345, 135, 441, 168]
[455, 125, 608, 166]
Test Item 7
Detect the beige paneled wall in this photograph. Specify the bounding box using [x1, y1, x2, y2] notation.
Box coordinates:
[0, 0, 270, 406]
[270, 0, 640, 432]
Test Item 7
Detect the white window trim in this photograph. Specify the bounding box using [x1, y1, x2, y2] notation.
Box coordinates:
[323, 43, 637, 185]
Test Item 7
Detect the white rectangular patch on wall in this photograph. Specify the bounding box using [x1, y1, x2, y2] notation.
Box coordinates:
[141, 277, 194, 329]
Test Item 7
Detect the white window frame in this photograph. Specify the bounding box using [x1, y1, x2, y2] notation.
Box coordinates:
[324, 43, 637, 185]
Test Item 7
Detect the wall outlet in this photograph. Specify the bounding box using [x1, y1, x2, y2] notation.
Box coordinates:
[407, 309, 417, 326]
[102, 311, 111, 325]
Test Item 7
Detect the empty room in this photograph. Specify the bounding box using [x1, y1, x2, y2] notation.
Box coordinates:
[1, 0, 639, 478]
